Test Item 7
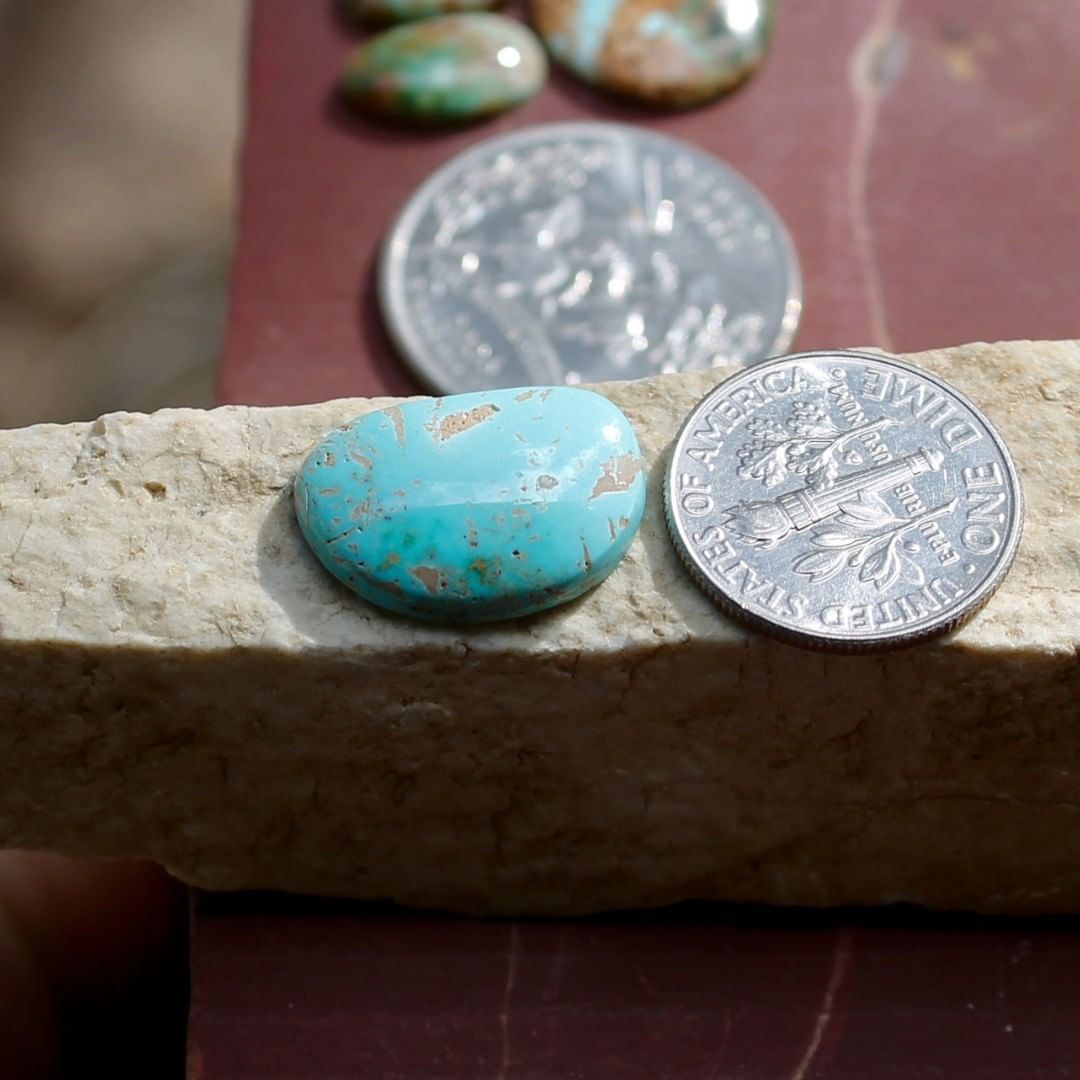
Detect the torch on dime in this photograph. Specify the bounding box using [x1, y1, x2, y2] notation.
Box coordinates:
[664, 350, 1024, 651]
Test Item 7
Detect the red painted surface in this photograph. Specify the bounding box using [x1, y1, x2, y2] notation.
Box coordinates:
[190, 897, 1080, 1078]
[218, 1, 1080, 407]
[197, 1, 1080, 1075]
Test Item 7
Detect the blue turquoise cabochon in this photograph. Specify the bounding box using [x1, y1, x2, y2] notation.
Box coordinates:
[292, 387, 646, 622]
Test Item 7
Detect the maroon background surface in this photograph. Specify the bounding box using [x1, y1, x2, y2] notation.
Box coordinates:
[218, 0, 1080, 406]
[195, 1, 1080, 1076]
[190, 897, 1080, 1079]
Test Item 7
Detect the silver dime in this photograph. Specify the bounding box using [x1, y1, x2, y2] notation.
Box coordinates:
[378, 122, 801, 393]
[664, 350, 1024, 651]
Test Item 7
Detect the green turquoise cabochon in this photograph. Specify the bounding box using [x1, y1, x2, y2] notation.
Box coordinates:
[293, 388, 646, 622]
[531, 0, 774, 107]
[340, 14, 547, 124]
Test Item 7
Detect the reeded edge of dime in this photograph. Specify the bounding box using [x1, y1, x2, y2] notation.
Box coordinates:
[377, 121, 803, 394]
[663, 349, 1026, 653]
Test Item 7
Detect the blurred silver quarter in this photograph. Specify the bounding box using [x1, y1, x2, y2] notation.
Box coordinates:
[378, 122, 801, 392]
[665, 350, 1024, 651]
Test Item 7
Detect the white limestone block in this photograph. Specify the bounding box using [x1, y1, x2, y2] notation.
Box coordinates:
[0, 340, 1077, 915]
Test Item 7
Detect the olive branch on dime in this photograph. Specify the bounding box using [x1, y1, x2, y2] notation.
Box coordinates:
[792, 496, 960, 591]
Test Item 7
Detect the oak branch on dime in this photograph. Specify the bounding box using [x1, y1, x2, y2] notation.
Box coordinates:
[734, 403, 896, 492]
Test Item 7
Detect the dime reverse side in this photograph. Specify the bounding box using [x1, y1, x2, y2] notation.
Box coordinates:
[379, 122, 801, 393]
[664, 350, 1024, 651]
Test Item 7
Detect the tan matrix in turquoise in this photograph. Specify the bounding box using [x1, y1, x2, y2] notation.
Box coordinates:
[292, 387, 646, 622]
[342, 0, 504, 28]
[531, 0, 774, 107]
[341, 14, 547, 124]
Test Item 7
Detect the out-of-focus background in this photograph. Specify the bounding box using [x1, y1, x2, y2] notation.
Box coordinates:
[0, 0, 248, 429]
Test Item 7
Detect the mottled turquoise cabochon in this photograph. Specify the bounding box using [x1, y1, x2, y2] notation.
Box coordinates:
[340, 14, 547, 125]
[293, 387, 646, 622]
[531, 0, 774, 108]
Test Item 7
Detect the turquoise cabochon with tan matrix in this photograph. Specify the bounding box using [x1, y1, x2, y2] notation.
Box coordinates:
[531, 0, 774, 107]
[293, 388, 646, 622]
[341, 14, 547, 124]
